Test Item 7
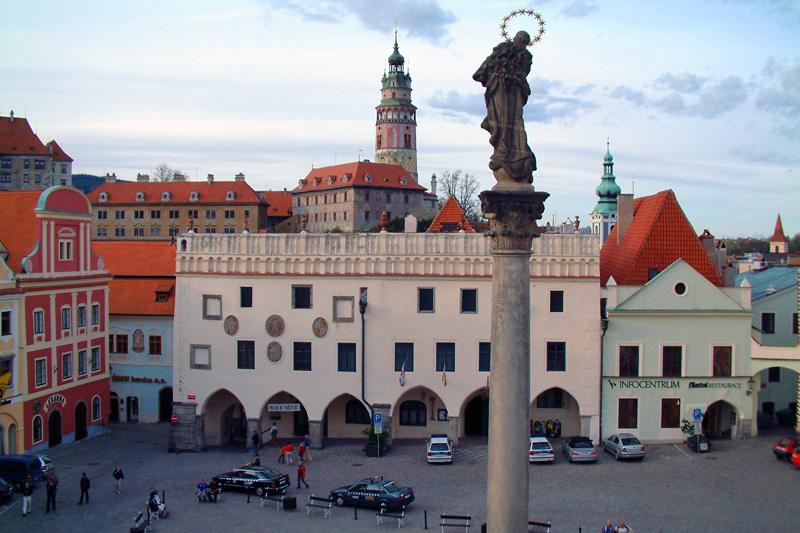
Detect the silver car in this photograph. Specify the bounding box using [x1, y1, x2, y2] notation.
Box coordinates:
[562, 436, 597, 463]
[604, 433, 645, 461]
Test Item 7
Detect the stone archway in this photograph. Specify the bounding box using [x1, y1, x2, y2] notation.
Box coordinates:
[48, 410, 63, 447]
[530, 387, 581, 438]
[109, 391, 120, 423]
[391, 386, 449, 439]
[158, 387, 173, 423]
[203, 389, 246, 446]
[462, 388, 490, 437]
[260, 392, 308, 441]
[75, 402, 88, 441]
[704, 400, 736, 439]
[322, 393, 370, 439]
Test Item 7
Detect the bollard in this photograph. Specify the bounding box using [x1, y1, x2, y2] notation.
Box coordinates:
[162, 490, 165, 503]
[247, 491, 250, 504]
[424, 509, 428, 529]
[354, 505, 358, 520]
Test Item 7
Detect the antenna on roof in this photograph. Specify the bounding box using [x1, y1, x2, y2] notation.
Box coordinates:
[358, 149, 362, 162]
[631, 177, 635, 196]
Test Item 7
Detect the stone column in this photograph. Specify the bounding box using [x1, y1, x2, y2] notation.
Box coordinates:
[480, 186, 547, 533]
[308, 420, 324, 450]
[448, 416, 460, 447]
[168, 402, 206, 452]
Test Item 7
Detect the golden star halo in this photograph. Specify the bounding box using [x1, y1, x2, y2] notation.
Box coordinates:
[500, 8, 546, 46]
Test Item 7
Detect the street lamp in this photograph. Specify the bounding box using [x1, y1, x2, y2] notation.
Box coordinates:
[746, 376, 755, 395]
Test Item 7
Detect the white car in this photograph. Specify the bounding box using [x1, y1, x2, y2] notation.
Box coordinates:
[426, 434, 454, 463]
[604, 433, 646, 461]
[529, 437, 555, 463]
[38, 455, 55, 475]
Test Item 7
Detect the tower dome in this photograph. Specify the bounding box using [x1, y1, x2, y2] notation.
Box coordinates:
[591, 142, 622, 246]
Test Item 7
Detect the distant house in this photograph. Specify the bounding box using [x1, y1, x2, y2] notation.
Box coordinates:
[426, 196, 475, 233]
[260, 189, 296, 233]
[0, 112, 73, 191]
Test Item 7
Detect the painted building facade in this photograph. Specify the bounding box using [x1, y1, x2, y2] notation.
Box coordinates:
[0, 113, 73, 191]
[0, 255, 24, 453]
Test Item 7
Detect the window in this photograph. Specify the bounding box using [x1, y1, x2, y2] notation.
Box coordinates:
[188, 209, 198, 219]
[97, 210, 108, 219]
[58, 240, 72, 260]
[33, 416, 43, 443]
[61, 164, 67, 174]
[115, 228, 125, 237]
[78, 349, 87, 375]
[0, 173, 10, 183]
[115, 211, 125, 219]
[394, 342, 414, 371]
[662, 346, 682, 377]
[478, 342, 491, 372]
[240, 287, 253, 308]
[618, 398, 638, 429]
[134, 227, 144, 237]
[0, 310, 10, 336]
[345, 399, 370, 424]
[712, 346, 732, 377]
[110, 334, 128, 354]
[150, 227, 161, 237]
[546, 341, 566, 371]
[399, 400, 426, 426]
[169, 227, 180, 237]
[761, 313, 775, 334]
[1, 158, 11, 169]
[768, 367, 780, 382]
[537, 388, 563, 408]
[337, 343, 357, 372]
[91, 304, 100, 325]
[224, 210, 235, 219]
[661, 398, 681, 428]
[203, 295, 222, 319]
[190, 345, 211, 370]
[35, 358, 47, 387]
[418, 288, 434, 312]
[61, 307, 71, 330]
[365, 192, 370, 201]
[134, 210, 144, 219]
[151, 210, 161, 219]
[169, 210, 180, 219]
[435, 342, 455, 372]
[92, 396, 101, 420]
[550, 290, 564, 312]
[648, 268, 659, 280]
[224, 227, 235, 234]
[206, 210, 216, 219]
[91, 347, 101, 371]
[237, 340, 255, 369]
[62, 352, 72, 379]
[149, 335, 162, 355]
[34, 310, 44, 334]
[619, 346, 639, 377]
[77, 306, 86, 328]
[293, 342, 312, 371]
[292, 285, 312, 309]
[35, 159, 45, 170]
[97, 227, 108, 237]
[461, 289, 477, 313]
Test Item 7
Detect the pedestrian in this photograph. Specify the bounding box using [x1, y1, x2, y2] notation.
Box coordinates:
[21, 481, 33, 516]
[78, 472, 91, 504]
[602, 520, 615, 533]
[196, 478, 208, 502]
[251, 430, 260, 456]
[298, 441, 306, 462]
[270, 422, 278, 447]
[303, 434, 313, 461]
[278, 444, 286, 464]
[616, 521, 632, 533]
[45, 475, 57, 513]
[297, 461, 309, 489]
[207, 478, 220, 503]
[113, 466, 125, 493]
[284, 441, 294, 465]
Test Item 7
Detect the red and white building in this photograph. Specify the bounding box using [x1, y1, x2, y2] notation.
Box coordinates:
[0, 186, 110, 451]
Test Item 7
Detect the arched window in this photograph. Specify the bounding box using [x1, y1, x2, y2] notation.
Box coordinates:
[345, 399, 370, 424]
[399, 400, 427, 426]
[33, 415, 43, 442]
[92, 396, 101, 421]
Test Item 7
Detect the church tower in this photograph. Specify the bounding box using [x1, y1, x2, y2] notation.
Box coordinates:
[770, 214, 789, 253]
[591, 143, 622, 246]
[375, 32, 418, 182]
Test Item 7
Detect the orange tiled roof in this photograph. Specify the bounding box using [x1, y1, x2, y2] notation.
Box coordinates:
[0, 190, 42, 273]
[86, 180, 265, 205]
[92, 241, 176, 277]
[427, 196, 475, 233]
[261, 190, 293, 217]
[600, 190, 723, 287]
[0, 115, 50, 156]
[770, 214, 788, 243]
[46, 139, 73, 162]
[292, 161, 425, 193]
[108, 278, 174, 316]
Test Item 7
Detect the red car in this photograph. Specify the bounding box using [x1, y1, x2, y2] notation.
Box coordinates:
[792, 449, 800, 468]
[772, 437, 799, 460]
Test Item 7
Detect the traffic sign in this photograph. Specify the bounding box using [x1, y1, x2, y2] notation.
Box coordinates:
[693, 408, 702, 420]
[374, 413, 382, 433]
[171, 415, 178, 423]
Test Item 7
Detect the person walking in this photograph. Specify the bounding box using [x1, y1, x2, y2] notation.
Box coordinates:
[602, 520, 615, 533]
[112, 466, 125, 493]
[284, 441, 294, 465]
[296, 461, 309, 489]
[45, 475, 57, 513]
[616, 521, 632, 533]
[21, 481, 33, 516]
[269, 423, 278, 447]
[78, 473, 91, 504]
[278, 444, 286, 464]
[251, 430, 260, 456]
[298, 441, 306, 462]
[303, 434, 313, 461]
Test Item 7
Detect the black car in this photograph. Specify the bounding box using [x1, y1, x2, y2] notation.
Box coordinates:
[330, 477, 414, 510]
[212, 467, 290, 497]
[0, 477, 13, 504]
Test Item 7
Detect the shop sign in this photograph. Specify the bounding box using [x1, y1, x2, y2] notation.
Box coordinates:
[44, 394, 67, 411]
[688, 381, 742, 389]
[268, 403, 301, 412]
[111, 374, 168, 384]
[609, 379, 680, 390]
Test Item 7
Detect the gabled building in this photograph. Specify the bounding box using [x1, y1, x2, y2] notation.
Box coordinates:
[260, 189, 296, 232]
[0, 112, 72, 191]
[427, 196, 475, 233]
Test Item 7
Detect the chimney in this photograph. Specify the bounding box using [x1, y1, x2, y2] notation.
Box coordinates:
[616, 193, 634, 243]
[172, 171, 186, 182]
[699, 229, 715, 257]
[104, 172, 117, 183]
[235, 172, 245, 182]
[207, 173, 214, 185]
[137, 173, 150, 182]
[9, 110, 14, 122]
[430, 173, 437, 196]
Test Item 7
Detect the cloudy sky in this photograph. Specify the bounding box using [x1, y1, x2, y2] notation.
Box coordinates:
[2, 0, 798, 238]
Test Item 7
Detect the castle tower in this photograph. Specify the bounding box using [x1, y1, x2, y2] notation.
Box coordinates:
[375, 32, 418, 182]
[770, 214, 789, 253]
[591, 142, 622, 246]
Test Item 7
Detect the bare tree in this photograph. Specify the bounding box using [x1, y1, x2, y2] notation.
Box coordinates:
[153, 163, 179, 182]
[436, 169, 482, 220]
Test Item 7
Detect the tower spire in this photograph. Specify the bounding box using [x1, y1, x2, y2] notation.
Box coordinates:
[591, 142, 622, 246]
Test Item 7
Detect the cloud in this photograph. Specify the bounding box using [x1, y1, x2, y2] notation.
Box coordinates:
[559, 0, 600, 18]
[609, 85, 647, 106]
[756, 60, 800, 138]
[653, 92, 689, 115]
[428, 90, 484, 116]
[262, 0, 456, 45]
[654, 71, 706, 94]
[695, 76, 749, 118]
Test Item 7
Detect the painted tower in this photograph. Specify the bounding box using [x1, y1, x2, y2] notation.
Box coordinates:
[591, 143, 622, 246]
[375, 32, 418, 182]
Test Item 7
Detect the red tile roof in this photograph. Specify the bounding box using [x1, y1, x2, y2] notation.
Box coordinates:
[86, 180, 265, 205]
[46, 139, 73, 162]
[600, 190, 723, 287]
[427, 196, 475, 233]
[770, 214, 788, 243]
[292, 161, 425, 193]
[92, 241, 176, 277]
[261, 190, 293, 217]
[0, 191, 41, 273]
[0, 115, 50, 156]
[108, 279, 174, 316]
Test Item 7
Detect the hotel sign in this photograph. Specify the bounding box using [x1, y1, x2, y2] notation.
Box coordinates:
[268, 403, 301, 412]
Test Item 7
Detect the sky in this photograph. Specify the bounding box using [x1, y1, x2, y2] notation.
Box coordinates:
[1, 0, 798, 238]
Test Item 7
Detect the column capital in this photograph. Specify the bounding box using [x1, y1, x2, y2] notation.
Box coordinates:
[479, 186, 549, 251]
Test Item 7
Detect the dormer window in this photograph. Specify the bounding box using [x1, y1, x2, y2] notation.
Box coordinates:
[162, 191, 171, 201]
[400, 177, 407, 186]
[342, 174, 350, 183]
[99, 192, 108, 202]
[190, 191, 199, 201]
[326, 176, 334, 185]
[226, 191, 236, 201]
[365, 173, 373, 183]
[135, 191, 145, 201]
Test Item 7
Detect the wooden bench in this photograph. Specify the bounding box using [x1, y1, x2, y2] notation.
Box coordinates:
[130, 510, 151, 533]
[528, 520, 552, 533]
[441, 514, 471, 532]
[305, 494, 333, 518]
[376, 506, 405, 528]
[261, 493, 285, 510]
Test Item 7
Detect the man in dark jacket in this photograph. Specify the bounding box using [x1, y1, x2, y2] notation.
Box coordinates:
[45, 476, 57, 513]
[113, 466, 124, 493]
[78, 472, 91, 504]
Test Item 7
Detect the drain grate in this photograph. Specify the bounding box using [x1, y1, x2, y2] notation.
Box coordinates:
[351, 463, 363, 467]
[89, 462, 101, 466]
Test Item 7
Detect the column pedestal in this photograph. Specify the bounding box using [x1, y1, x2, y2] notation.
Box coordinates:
[308, 420, 324, 450]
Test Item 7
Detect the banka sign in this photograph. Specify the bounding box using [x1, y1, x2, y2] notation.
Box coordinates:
[608, 380, 680, 390]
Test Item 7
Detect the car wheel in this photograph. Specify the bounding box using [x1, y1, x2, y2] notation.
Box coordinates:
[614, 449, 620, 461]
[380, 502, 388, 511]
[255, 487, 265, 497]
[336, 496, 345, 507]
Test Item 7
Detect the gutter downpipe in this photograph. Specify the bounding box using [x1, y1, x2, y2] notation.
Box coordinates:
[599, 313, 608, 444]
[359, 289, 372, 420]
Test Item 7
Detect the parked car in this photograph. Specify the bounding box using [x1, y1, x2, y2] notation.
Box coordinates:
[773, 437, 800, 460]
[0, 477, 13, 504]
[528, 436, 555, 463]
[562, 436, 597, 463]
[0, 455, 45, 489]
[38, 455, 55, 475]
[211, 466, 290, 497]
[791, 448, 800, 468]
[330, 477, 414, 510]
[604, 433, 646, 461]
[426, 434, 454, 463]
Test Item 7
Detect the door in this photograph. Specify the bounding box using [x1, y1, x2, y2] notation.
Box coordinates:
[75, 402, 88, 440]
[126, 396, 139, 422]
[48, 410, 62, 447]
[293, 405, 309, 436]
[158, 387, 173, 422]
[109, 392, 120, 423]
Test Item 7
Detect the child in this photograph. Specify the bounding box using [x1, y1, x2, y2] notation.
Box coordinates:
[297, 461, 309, 489]
[284, 442, 294, 465]
[298, 441, 306, 462]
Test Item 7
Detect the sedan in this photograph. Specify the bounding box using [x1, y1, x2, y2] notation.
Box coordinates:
[38, 455, 55, 475]
[529, 436, 555, 463]
[562, 436, 597, 463]
[330, 477, 414, 510]
[212, 466, 290, 497]
[604, 433, 645, 461]
[772, 437, 799, 460]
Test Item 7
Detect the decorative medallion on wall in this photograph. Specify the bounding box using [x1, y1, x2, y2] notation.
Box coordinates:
[132, 329, 145, 353]
[312, 317, 328, 338]
[223, 315, 239, 336]
[267, 341, 283, 363]
[33, 400, 42, 413]
[266, 314, 285, 337]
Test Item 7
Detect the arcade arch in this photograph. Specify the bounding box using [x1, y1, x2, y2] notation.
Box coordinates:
[203, 388, 246, 446]
[322, 393, 370, 439]
[392, 386, 450, 439]
[530, 387, 580, 438]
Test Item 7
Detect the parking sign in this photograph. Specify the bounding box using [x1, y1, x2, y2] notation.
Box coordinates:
[693, 408, 702, 420]
[374, 413, 382, 433]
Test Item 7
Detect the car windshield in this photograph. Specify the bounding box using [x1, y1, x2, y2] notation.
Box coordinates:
[531, 442, 551, 450]
[778, 438, 791, 446]
[572, 441, 593, 449]
[430, 443, 450, 452]
[261, 468, 282, 477]
[621, 437, 641, 445]
[382, 482, 401, 493]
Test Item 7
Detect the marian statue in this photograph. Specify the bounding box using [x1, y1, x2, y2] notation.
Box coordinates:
[473, 30, 537, 185]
